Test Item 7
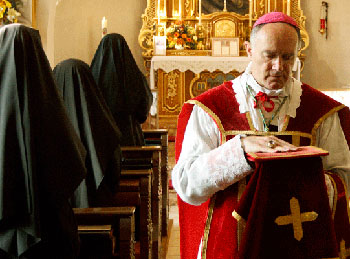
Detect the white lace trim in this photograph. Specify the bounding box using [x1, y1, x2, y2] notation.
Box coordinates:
[231, 62, 303, 131]
[205, 136, 253, 190]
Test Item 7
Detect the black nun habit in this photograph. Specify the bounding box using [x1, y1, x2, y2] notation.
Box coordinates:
[90, 33, 152, 146]
[0, 24, 87, 258]
[53, 59, 122, 208]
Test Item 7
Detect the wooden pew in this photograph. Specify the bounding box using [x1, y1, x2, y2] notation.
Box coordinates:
[121, 146, 162, 259]
[121, 169, 152, 259]
[113, 169, 153, 259]
[143, 129, 169, 237]
[93, 167, 152, 259]
[74, 206, 136, 259]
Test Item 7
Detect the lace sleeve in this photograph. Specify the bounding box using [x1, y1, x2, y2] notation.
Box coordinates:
[317, 112, 350, 195]
[172, 105, 254, 205]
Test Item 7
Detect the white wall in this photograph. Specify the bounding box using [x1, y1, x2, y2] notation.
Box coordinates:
[301, 0, 350, 90]
[36, 0, 147, 73]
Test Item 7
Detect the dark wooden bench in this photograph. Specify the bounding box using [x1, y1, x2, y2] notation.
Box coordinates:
[121, 146, 162, 259]
[74, 206, 136, 259]
[143, 129, 169, 237]
[114, 169, 153, 259]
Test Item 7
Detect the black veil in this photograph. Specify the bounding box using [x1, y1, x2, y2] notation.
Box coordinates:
[53, 59, 122, 208]
[0, 24, 86, 258]
[91, 33, 152, 146]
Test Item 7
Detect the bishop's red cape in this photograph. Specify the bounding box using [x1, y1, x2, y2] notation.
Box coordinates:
[175, 81, 350, 259]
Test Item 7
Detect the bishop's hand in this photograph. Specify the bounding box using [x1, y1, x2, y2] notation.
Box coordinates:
[240, 135, 298, 153]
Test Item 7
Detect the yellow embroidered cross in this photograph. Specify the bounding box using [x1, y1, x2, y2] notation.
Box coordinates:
[275, 197, 318, 241]
[340, 239, 350, 259]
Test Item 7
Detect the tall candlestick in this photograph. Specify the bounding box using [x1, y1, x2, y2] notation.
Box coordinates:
[287, 0, 290, 15]
[223, 0, 227, 12]
[158, 0, 161, 24]
[179, 0, 182, 20]
[249, 0, 252, 27]
[102, 16, 107, 38]
[199, 0, 202, 25]
[164, 0, 166, 16]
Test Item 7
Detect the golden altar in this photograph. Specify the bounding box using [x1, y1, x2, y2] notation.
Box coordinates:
[139, 0, 309, 135]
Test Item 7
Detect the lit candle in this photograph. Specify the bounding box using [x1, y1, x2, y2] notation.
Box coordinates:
[199, 0, 202, 25]
[287, 0, 290, 15]
[102, 16, 107, 37]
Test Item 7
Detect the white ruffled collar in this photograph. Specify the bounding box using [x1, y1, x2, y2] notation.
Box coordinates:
[233, 62, 302, 119]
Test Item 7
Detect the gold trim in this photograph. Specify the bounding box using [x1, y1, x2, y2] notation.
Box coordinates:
[336, 174, 350, 225]
[224, 130, 313, 139]
[237, 179, 247, 247]
[245, 112, 255, 130]
[292, 135, 301, 146]
[232, 210, 244, 222]
[311, 105, 345, 145]
[201, 195, 216, 259]
[189, 74, 201, 99]
[326, 172, 338, 219]
[187, 100, 226, 143]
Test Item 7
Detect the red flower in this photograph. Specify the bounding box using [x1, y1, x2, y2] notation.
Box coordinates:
[177, 38, 183, 45]
[186, 38, 192, 42]
[182, 33, 187, 38]
[174, 32, 180, 38]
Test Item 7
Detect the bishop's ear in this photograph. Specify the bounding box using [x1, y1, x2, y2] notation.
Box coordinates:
[244, 41, 253, 58]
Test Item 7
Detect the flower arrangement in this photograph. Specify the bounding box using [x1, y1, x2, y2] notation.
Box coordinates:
[166, 20, 197, 50]
[0, 0, 21, 25]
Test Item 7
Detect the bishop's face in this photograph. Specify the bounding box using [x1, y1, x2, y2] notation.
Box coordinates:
[246, 23, 299, 90]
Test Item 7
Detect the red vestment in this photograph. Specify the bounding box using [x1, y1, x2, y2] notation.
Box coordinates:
[175, 81, 350, 259]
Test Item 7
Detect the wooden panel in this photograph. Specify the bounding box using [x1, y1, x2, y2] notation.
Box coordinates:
[157, 69, 242, 137]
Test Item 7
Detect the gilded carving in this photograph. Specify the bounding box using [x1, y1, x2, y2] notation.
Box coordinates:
[214, 20, 236, 37]
[259, 0, 265, 15]
[140, 0, 309, 68]
[167, 50, 210, 56]
[185, 0, 191, 16]
[167, 71, 178, 98]
[138, 0, 157, 62]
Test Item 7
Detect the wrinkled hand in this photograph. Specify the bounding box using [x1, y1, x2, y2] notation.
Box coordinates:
[241, 135, 298, 153]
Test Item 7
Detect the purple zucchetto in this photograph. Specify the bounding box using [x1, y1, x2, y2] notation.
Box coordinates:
[253, 12, 299, 29]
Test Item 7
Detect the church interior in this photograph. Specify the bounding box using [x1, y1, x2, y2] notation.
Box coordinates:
[1, 0, 350, 258]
